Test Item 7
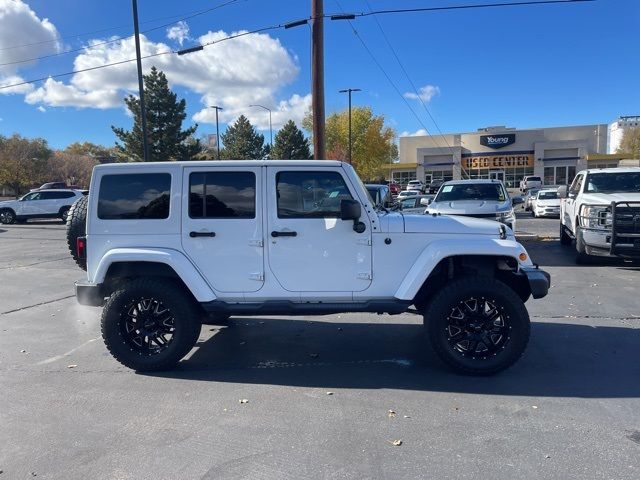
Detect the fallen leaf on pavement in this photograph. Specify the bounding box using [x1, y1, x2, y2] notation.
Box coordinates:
[326, 391, 334, 396]
[239, 399, 249, 404]
[389, 440, 403, 446]
[67, 364, 78, 369]
[388, 410, 396, 418]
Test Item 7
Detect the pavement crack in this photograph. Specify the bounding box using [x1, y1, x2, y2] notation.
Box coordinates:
[1, 295, 75, 315]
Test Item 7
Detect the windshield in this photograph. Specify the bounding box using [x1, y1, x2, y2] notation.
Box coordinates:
[585, 172, 640, 193]
[365, 187, 379, 203]
[435, 183, 506, 202]
[538, 191, 558, 199]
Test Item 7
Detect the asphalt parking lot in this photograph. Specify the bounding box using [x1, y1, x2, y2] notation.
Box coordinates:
[1, 216, 639, 479]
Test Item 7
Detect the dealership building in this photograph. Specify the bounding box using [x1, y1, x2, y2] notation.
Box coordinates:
[387, 121, 631, 189]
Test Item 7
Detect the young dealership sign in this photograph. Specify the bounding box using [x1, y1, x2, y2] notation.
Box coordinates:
[480, 134, 516, 149]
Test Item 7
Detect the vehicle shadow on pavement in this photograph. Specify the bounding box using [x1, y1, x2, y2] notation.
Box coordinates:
[521, 239, 639, 269]
[149, 317, 640, 399]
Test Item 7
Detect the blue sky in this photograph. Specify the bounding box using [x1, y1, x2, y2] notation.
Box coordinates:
[0, 0, 638, 150]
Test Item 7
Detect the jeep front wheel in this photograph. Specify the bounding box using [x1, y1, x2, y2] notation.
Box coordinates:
[424, 277, 530, 375]
[101, 278, 202, 372]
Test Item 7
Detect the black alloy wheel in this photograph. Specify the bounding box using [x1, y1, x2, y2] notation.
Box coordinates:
[424, 276, 530, 375]
[120, 297, 176, 355]
[444, 296, 510, 360]
[0, 209, 15, 224]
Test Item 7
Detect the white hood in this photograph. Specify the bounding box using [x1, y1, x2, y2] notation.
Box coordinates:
[0, 199, 18, 208]
[428, 199, 511, 215]
[402, 212, 506, 236]
[578, 192, 640, 205]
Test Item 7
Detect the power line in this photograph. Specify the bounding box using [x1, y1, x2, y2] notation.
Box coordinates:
[0, 0, 242, 67]
[363, 0, 453, 152]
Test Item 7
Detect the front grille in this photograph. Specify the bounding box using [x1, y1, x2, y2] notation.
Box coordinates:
[611, 202, 640, 257]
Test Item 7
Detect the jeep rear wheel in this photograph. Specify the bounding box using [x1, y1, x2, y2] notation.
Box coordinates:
[424, 277, 530, 375]
[101, 278, 202, 372]
[0, 209, 15, 224]
[66, 195, 87, 270]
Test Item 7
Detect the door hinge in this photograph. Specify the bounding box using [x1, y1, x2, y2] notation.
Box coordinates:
[356, 238, 372, 246]
[249, 272, 264, 281]
[248, 239, 263, 247]
[357, 272, 372, 280]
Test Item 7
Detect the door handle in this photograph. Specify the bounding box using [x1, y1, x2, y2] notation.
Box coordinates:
[189, 231, 216, 238]
[271, 231, 297, 237]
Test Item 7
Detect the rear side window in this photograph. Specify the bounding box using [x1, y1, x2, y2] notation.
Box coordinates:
[276, 171, 353, 218]
[98, 173, 171, 220]
[189, 171, 256, 218]
[45, 191, 76, 199]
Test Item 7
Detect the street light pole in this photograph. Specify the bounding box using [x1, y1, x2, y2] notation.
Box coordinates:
[249, 104, 273, 151]
[209, 106, 223, 159]
[131, 0, 149, 162]
[338, 88, 361, 164]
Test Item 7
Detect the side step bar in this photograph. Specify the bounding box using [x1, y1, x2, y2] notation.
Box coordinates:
[201, 299, 412, 316]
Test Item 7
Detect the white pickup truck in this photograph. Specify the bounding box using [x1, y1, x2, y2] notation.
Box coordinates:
[519, 176, 542, 193]
[558, 167, 640, 262]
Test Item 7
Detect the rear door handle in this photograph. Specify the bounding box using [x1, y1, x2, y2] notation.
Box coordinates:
[271, 231, 297, 237]
[190, 231, 216, 238]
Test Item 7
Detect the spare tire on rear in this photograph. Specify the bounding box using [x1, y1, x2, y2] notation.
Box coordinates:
[66, 195, 88, 271]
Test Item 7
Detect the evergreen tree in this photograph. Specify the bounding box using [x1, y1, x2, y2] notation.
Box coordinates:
[271, 120, 311, 160]
[112, 67, 202, 161]
[220, 115, 266, 159]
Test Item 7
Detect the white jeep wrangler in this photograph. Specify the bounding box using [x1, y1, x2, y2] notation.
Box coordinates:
[558, 167, 640, 262]
[71, 160, 549, 375]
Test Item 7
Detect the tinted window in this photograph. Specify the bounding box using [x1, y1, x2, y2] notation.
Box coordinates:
[45, 191, 75, 199]
[22, 192, 42, 201]
[435, 183, 506, 202]
[189, 172, 255, 218]
[585, 172, 640, 193]
[98, 173, 171, 220]
[538, 191, 558, 199]
[277, 171, 353, 218]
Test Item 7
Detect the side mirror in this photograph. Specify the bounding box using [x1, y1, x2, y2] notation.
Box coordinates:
[340, 199, 361, 221]
[511, 196, 524, 206]
[341, 199, 366, 233]
[557, 185, 568, 198]
[419, 197, 430, 206]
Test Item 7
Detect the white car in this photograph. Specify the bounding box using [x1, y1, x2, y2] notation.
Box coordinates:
[559, 167, 640, 262]
[531, 189, 560, 217]
[0, 189, 85, 224]
[426, 180, 517, 231]
[405, 180, 425, 193]
[70, 160, 549, 375]
[397, 190, 419, 200]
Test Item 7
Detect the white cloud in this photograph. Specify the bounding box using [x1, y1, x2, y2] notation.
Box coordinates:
[37, 105, 46, 112]
[404, 85, 440, 103]
[0, 0, 60, 91]
[17, 28, 308, 128]
[400, 129, 429, 137]
[167, 21, 190, 46]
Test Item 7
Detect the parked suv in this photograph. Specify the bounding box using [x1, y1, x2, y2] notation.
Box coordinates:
[406, 180, 425, 193]
[426, 180, 517, 231]
[71, 161, 549, 375]
[0, 189, 85, 224]
[559, 167, 640, 262]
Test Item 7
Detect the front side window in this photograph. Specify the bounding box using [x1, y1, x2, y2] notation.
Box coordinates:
[585, 172, 640, 193]
[569, 174, 583, 195]
[189, 171, 256, 218]
[277, 171, 354, 218]
[22, 192, 41, 201]
[435, 183, 506, 202]
[98, 173, 171, 220]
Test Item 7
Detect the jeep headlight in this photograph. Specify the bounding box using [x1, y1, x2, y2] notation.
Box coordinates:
[580, 205, 610, 230]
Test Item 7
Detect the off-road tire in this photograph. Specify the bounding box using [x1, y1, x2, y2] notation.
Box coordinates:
[560, 223, 572, 245]
[0, 208, 15, 224]
[101, 277, 202, 372]
[424, 276, 530, 375]
[66, 195, 88, 270]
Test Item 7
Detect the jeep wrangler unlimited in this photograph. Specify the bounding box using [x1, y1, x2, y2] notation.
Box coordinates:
[71, 161, 549, 374]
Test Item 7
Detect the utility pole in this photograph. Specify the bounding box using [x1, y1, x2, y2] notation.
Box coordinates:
[311, 0, 325, 160]
[209, 106, 223, 159]
[338, 88, 360, 164]
[132, 0, 149, 162]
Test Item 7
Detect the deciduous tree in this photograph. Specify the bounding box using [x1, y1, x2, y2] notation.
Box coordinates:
[0, 134, 51, 197]
[618, 127, 640, 159]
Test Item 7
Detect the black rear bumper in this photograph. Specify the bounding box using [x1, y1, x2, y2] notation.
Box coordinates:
[75, 280, 104, 307]
[520, 266, 551, 299]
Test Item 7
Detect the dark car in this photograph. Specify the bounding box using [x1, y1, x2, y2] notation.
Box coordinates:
[428, 179, 444, 193]
[32, 182, 80, 191]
